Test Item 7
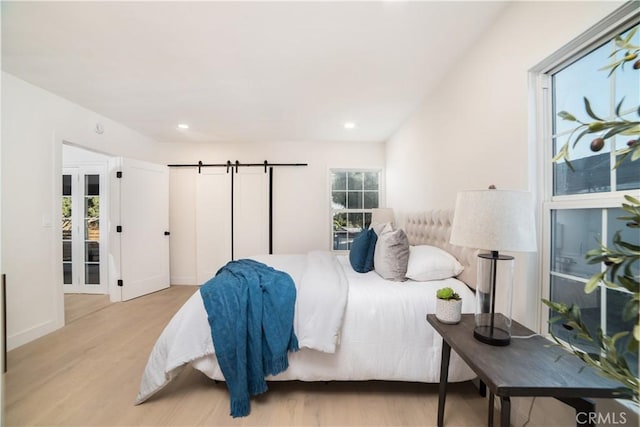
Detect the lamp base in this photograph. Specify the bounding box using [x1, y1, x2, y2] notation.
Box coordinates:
[474, 326, 510, 346]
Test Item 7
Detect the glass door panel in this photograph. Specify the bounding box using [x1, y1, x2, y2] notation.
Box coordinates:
[62, 167, 106, 293]
[84, 174, 100, 285]
[62, 174, 73, 285]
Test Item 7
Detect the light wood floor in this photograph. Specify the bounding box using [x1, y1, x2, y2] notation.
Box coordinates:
[64, 293, 111, 324]
[5, 286, 512, 426]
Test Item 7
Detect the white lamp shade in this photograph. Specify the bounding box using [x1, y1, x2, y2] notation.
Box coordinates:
[371, 208, 395, 226]
[450, 189, 537, 252]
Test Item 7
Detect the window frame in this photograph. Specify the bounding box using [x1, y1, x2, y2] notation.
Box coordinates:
[531, 4, 640, 336]
[329, 167, 384, 253]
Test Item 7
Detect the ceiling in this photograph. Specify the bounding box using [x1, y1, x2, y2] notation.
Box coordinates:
[2, 1, 507, 144]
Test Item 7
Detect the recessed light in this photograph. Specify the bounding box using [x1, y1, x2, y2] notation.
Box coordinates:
[177, 123, 189, 129]
[344, 122, 356, 130]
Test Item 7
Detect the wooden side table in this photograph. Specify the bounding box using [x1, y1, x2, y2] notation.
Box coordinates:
[427, 314, 631, 427]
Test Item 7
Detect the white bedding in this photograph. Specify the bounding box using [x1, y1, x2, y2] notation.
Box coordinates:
[135, 251, 476, 404]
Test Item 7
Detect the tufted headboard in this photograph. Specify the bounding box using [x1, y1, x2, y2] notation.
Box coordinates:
[403, 209, 479, 290]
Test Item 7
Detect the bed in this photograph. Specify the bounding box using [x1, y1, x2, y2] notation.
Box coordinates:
[135, 209, 480, 410]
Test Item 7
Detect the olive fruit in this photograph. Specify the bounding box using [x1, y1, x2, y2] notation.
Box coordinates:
[590, 138, 605, 152]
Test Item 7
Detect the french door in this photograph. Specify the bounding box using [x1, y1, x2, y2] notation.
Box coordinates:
[62, 166, 107, 294]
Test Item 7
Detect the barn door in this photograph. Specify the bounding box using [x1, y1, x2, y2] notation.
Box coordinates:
[233, 168, 269, 260]
[195, 169, 232, 285]
[119, 158, 170, 301]
[194, 167, 269, 284]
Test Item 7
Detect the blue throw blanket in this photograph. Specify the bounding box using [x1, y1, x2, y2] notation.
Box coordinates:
[199, 259, 299, 417]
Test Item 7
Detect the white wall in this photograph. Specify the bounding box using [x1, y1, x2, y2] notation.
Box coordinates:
[155, 140, 385, 285]
[1, 72, 160, 350]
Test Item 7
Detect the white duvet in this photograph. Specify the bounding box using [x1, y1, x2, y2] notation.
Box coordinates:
[135, 251, 475, 404]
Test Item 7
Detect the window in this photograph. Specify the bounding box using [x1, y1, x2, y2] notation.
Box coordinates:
[331, 169, 380, 251]
[540, 16, 639, 375]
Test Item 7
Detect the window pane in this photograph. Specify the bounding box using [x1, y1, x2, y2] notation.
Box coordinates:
[62, 197, 72, 219]
[347, 191, 363, 209]
[347, 172, 363, 190]
[85, 174, 99, 196]
[549, 275, 601, 354]
[364, 212, 372, 229]
[347, 212, 364, 231]
[63, 263, 72, 285]
[607, 207, 640, 277]
[550, 209, 602, 279]
[62, 197, 72, 240]
[333, 212, 347, 232]
[615, 113, 640, 191]
[85, 196, 99, 218]
[62, 175, 72, 196]
[364, 171, 379, 190]
[616, 149, 640, 191]
[615, 26, 640, 112]
[332, 191, 346, 209]
[85, 264, 100, 285]
[553, 40, 612, 135]
[333, 232, 349, 251]
[85, 242, 100, 263]
[63, 241, 72, 262]
[85, 219, 99, 241]
[332, 172, 346, 191]
[363, 191, 379, 209]
[606, 288, 638, 376]
[553, 134, 611, 196]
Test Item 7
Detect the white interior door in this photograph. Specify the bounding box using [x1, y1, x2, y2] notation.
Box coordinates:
[195, 169, 232, 285]
[120, 158, 170, 301]
[233, 168, 269, 260]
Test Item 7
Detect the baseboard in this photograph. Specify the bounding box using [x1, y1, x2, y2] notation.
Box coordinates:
[7, 318, 63, 351]
[170, 276, 197, 286]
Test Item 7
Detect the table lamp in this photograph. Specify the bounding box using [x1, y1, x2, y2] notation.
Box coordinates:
[449, 186, 536, 346]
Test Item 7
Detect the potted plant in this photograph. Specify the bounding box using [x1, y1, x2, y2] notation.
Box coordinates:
[435, 287, 462, 324]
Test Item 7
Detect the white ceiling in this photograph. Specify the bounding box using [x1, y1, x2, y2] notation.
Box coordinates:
[2, 1, 507, 144]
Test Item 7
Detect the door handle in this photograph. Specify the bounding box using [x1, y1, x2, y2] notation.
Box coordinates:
[164, 231, 170, 236]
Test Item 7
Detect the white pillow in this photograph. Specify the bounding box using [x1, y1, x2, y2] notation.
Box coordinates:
[406, 245, 464, 281]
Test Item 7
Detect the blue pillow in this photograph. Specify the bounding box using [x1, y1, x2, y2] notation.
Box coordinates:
[349, 228, 378, 273]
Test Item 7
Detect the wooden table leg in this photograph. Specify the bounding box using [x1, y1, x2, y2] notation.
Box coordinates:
[437, 341, 451, 427]
[488, 392, 494, 427]
[556, 397, 595, 427]
[500, 396, 510, 427]
[478, 379, 487, 397]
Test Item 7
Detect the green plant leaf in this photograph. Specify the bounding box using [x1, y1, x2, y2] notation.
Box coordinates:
[584, 272, 604, 293]
[572, 127, 591, 148]
[558, 111, 577, 121]
[622, 298, 639, 321]
[615, 97, 626, 117]
[584, 97, 605, 121]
